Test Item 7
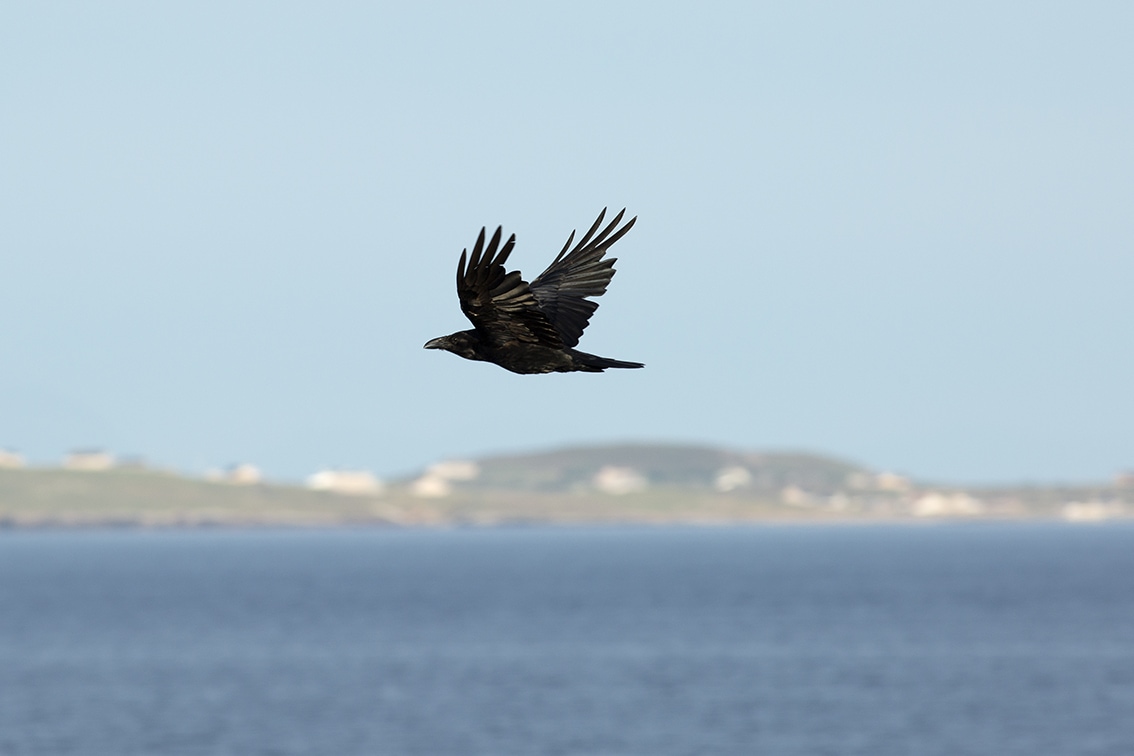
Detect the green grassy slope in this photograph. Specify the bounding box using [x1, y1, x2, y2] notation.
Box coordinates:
[0, 468, 396, 526]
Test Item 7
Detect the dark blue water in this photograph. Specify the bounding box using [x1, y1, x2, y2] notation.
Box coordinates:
[1, 525, 1133, 755]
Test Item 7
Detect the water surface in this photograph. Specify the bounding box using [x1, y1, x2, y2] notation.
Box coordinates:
[2, 525, 1132, 755]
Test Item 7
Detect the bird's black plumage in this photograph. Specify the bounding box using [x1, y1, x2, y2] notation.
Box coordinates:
[424, 208, 644, 374]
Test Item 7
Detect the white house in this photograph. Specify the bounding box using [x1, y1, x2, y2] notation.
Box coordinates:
[714, 466, 752, 492]
[409, 459, 481, 498]
[426, 460, 480, 481]
[64, 450, 115, 471]
[593, 466, 648, 495]
[0, 449, 26, 469]
[307, 469, 384, 496]
[411, 474, 453, 498]
[912, 492, 984, 517]
[225, 464, 262, 485]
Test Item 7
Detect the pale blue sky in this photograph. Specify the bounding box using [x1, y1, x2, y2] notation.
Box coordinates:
[2, 3, 1132, 483]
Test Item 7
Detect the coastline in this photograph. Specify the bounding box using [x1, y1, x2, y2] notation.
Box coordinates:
[3, 463, 1130, 530]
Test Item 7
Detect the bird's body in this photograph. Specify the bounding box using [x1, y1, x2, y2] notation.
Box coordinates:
[425, 209, 643, 374]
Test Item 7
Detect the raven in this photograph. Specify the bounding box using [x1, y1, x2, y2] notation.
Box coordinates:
[424, 208, 644, 374]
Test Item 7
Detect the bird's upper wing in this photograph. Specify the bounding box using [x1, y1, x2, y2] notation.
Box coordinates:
[529, 208, 636, 348]
[457, 225, 564, 348]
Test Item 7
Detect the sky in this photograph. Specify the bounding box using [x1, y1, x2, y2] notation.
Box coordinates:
[2, 2, 1132, 484]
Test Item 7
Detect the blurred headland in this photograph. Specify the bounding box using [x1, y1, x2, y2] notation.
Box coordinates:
[1, 443, 1131, 528]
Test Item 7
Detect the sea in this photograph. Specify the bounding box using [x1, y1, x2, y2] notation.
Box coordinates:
[1, 524, 1133, 756]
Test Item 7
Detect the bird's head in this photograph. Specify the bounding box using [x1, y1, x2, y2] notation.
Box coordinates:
[423, 330, 480, 360]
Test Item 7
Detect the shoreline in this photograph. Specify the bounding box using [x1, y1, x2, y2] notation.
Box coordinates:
[3, 512, 1132, 532]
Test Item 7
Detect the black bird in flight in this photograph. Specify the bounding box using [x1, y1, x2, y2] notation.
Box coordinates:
[424, 208, 644, 374]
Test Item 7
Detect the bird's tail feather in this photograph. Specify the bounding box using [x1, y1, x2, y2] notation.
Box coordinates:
[571, 350, 644, 372]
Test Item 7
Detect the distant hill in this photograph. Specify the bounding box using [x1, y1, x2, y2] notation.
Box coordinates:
[464, 443, 867, 495]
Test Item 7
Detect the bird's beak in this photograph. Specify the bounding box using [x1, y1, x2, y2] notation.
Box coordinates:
[423, 337, 446, 350]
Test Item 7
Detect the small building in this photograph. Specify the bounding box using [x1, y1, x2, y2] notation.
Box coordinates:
[411, 474, 453, 498]
[912, 492, 984, 517]
[780, 485, 813, 506]
[409, 459, 481, 498]
[426, 460, 480, 481]
[1062, 501, 1123, 522]
[223, 463, 262, 485]
[875, 472, 912, 492]
[714, 466, 752, 492]
[0, 449, 27, 469]
[307, 469, 384, 496]
[593, 466, 648, 495]
[64, 449, 116, 471]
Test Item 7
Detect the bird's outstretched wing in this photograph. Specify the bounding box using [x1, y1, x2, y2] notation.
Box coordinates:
[530, 208, 636, 348]
[457, 226, 564, 347]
